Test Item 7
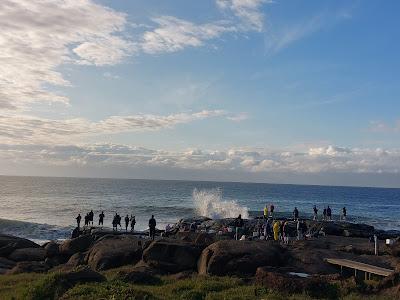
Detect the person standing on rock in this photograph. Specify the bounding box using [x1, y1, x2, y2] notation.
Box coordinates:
[99, 211, 104, 226]
[89, 210, 94, 226]
[124, 214, 130, 231]
[84, 213, 89, 227]
[76, 214, 81, 228]
[263, 204, 268, 220]
[149, 215, 157, 240]
[270, 204, 275, 218]
[293, 207, 299, 221]
[130, 215, 136, 231]
[323, 207, 327, 221]
[341, 207, 347, 221]
[273, 221, 280, 241]
[327, 206, 332, 221]
[235, 214, 244, 240]
[313, 205, 318, 221]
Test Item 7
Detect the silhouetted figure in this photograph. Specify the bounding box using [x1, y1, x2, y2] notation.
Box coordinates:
[313, 205, 318, 220]
[116, 213, 121, 229]
[76, 214, 81, 228]
[112, 213, 118, 231]
[125, 215, 130, 231]
[342, 207, 347, 221]
[84, 213, 89, 226]
[323, 208, 327, 221]
[327, 206, 332, 221]
[190, 222, 197, 232]
[130, 215, 136, 231]
[149, 215, 156, 240]
[293, 207, 299, 220]
[270, 204, 275, 218]
[99, 211, 105, 226]
[89, 210, 94, 226]
[235, 214, 244, 240]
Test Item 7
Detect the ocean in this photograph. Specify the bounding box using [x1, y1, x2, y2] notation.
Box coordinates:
[0, 176, 399, 243]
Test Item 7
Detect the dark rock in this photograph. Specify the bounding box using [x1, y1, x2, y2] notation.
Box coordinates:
[59, 234, 94, 256]
[142, 239, 202, 273]
[67, 252, 86, 267]
[7, 261, 49, 274]
[118, 268, 161, 285]
[389, 242, 400, 257]
[309, 221, 375, 238]
[198, 240, 285, 276]
[44, 241, 59, 258]
[174, 232, 215, 247]
[44, 256, 63, 268]
[62, 265, 106, 285]
[8, 247, 46, 262]
[255, 266, 336, 298]
[85, 234, 142, 270]
[168, 270, 195, 280]
[375, 230, 400, 240]
[0, 257, 16, 274]
[0, 234, 39, 257]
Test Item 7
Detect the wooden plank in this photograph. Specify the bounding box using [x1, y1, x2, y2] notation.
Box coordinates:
[324, 258, 394, 277]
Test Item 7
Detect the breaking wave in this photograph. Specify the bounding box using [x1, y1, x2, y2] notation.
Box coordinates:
[193, 188, 249, 219]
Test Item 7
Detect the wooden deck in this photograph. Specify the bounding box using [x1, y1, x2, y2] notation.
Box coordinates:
[325, 258, 394, 279]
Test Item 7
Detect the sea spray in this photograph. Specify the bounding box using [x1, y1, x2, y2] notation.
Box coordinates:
[192, 188, 249, 219]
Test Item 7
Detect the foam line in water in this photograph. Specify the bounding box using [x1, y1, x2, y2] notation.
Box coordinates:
[192, 188, 249, 219]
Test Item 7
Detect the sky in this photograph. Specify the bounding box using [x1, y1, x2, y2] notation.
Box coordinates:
[1, 0, 400, 187]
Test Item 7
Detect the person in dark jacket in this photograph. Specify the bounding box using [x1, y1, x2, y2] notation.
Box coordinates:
[235, 214, 244, 240]
[130, 215, 136, 231]
[149, 215, 157, 240]
[99, 211, 105, 226]
[125, 215, 130, 231]
[76, 214, 81, 228]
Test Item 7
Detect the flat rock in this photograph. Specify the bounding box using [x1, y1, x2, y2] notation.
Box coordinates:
[198, 240, 285, 276]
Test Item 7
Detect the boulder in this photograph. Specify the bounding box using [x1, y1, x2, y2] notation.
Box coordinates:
[59, 234, 94, 256]
[67, 252, 86, 267]
[174, 232, 215, 247]
[44, 241, 59, 258]
[0, 257, 16, 274]
[118, 268, 161, 285]
[255, 267, 336, 298]
[7, 261, 49, 274]
[0, 234, 39, 257]
[310, 221, 375, 238]
[142, 239, 202, 273]
[61, 265, 106, 285]
[8, 247, 46, 262]
[198, 240, 285, 276]
[85, 235, 142, 270]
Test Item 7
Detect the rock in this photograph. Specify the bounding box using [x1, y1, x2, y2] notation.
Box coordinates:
[168, 270, 195, 280]
[375, 230, 400, 240]
[0, 234, 39, 257]
[59, 234, 94, 256]
[61, 265, 106, 285]
[118, 268, 161, 285]
[44, 256, 63, 268]
[8, 247, 46, 262]
[198, 240, 285, 276]
[67, 252, 86, 267]
[85, 235, 142, 270]
[255, 267, 336, 298]
[313, 222, 375, 238]
[390, 242, 400, 257]
[7, 261, 49, 274]
[174, 232, 215, 247]
[44, 241, 59, 258]
[142, 239, 202, 273]
[0, 257, 16, 274]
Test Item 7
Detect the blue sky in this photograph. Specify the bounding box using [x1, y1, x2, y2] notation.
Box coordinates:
[1, 0, 400, 187]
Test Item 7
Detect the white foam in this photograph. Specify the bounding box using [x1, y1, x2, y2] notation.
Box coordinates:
[192, 188, 249, 219]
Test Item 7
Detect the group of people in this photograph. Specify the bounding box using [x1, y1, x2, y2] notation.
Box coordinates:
[76, 211, 136, 231]
[76, 210, 96, 228]
[313, 205, 347, 221]
[111, 213, 136, 231]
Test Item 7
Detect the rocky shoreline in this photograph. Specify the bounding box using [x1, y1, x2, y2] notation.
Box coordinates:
[1, 217, 400, 298]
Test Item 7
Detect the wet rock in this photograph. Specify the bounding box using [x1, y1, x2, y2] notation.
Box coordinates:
[0, 234, 39, 257]
[142, 238, 202, 273]
[85, 235, 142, 270]
[8, 247, 46, 262]
[59, 234, 94, 256]
[7, 261, 49, 274]
[198, 240, 285, 276]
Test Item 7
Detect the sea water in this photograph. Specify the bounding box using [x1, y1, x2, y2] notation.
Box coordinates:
[0, 176, 399, 242]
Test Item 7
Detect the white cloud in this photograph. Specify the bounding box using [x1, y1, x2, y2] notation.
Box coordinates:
[1, 143, 400, 175]
[141, 16, 236, 54]
[0, 110, 228, 144]
[0, 0, 134, 111]
[369, 120, 400, 133]
[216, 0, 269, 31]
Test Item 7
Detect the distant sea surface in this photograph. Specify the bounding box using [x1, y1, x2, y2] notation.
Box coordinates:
[0, 176, 399, 243]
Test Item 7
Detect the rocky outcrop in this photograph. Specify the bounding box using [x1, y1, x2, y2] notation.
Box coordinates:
[8, 247, 46, 262]
[0, 234, 39, 257]
[59, 234, 94, 257]
[0, 257, 16, 274]
[85, 235, 143, 270]
[308, 221, 375, 238]
[255, 267, 336, 298]
[142, 239, 202, 273]
[44, 241, 59, 258]
[198, 240, 285, 276]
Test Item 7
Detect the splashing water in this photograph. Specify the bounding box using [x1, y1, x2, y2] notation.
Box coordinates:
[193, 188, 249, 219]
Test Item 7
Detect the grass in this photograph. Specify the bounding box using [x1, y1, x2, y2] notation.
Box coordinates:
[0, 268, 397, 300]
